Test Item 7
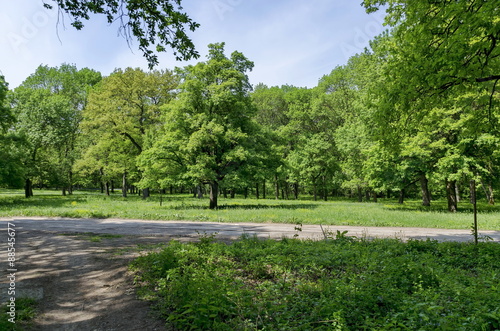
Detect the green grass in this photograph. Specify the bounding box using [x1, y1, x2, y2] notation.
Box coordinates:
[0, 298, 38, 330]
[130, 236, 500, 330]
[1, 189, 499, 230]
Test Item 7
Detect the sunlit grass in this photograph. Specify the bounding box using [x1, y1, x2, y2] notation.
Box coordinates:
[0, 189, 499, 230]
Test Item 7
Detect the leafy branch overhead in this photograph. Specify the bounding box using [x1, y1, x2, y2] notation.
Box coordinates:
[44, 0, 200, 67]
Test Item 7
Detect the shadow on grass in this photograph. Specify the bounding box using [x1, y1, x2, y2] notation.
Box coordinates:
[166, 203, 320, 211]
[383, 200, 500, 214]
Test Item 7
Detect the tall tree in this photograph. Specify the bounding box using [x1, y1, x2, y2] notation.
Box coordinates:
[0, 76, 24, 187]
[44, 0, 200, 67]
[140, 43, 267, 209]
[10, 64, 101, 196]
[79, 67, 178, 196]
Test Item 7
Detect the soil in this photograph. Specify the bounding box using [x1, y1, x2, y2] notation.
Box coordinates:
[1, 229, 190, 331]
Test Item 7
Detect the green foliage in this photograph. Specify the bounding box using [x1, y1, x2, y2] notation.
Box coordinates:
[140, 43, 271, 208]
[131, 237, 500, 330]
[45, 0, 200, 67]
[0, 297, 38, 330]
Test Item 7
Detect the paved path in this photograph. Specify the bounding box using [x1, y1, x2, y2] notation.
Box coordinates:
[1, 217, 499, 242]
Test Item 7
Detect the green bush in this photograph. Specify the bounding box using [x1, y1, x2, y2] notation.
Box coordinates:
[131, 237, 500, 330]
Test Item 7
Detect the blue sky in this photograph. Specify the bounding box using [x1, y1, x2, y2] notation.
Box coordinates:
[0, 1, 386, 89]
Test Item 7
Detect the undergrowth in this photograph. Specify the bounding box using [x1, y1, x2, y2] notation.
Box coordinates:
[130, 236, 500, 330]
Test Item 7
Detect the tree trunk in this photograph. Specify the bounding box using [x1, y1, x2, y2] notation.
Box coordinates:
[68, 171, 73, 195]
[480, 180, 495, 205]
[365, 190, 370, 202]
[398, 189, 405, 204]
[209, 181, 219, 209]
[244, 187, 248, 199]
[142, 188, 150, 200]
[372, 191, 378, 203]
[25, 178, 33, 198]
[313, 182, 317, 201]
[223, 188, 228, 199]
[446, 180, 457, 212]
[275, 175, 279, 200]
[323, 176, 328, 202]
[230, 189, 235, 199]
[197, 185, 204, 199]
[122, 172, 127, 198]
[455, 183, 461, 202]
[357, 186, 363, 202]
[420, 174, 431, 206]
[62, 188, 66, 196]
[263, 180, 266, 199]
[293, 182, 298, 200]
[100, 182, 104, 194]
[105, 182, 110, 196]
[255, 182, 259, 199]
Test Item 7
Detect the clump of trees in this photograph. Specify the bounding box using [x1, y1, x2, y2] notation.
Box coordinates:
[1, 1, 499, 211]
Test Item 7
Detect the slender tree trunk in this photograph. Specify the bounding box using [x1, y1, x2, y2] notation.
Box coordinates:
[142, 188, 150, 200]
[62, 188, 66, 196]
[372, 191, 378, 203]
[68, 171, 73, 195]
[122, 172, 127, 198]
[209, 181, 219, 209]
[323, 176, 328, 202]
[244, 187, 248, 199]
[230, 189, 235, 199]
[293, 182, 298, 200]
[365, 190, 371, 202]
[169, 185, 173, 195]
[398, 189, 405, 204]
[420, 173, 431, 206]
[105, 182, 110, 196]
[446, 180, 457, 212]
[111, 180, 115, 193]
[274, 175, 279, 200]
[313, 182, 317, 201]
[255, 182, 260, 199]
[263, 180, 266, 199]
[470, 180, 478, 245]
[197, 185, 204, 199]
[357, 186, 363, 202]
[223, 188, 228, 199]
[455, 183, 461, 202]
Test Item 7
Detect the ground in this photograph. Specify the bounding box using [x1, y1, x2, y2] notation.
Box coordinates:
[1, 230, 188, 331]
[1, 218, 499, 330]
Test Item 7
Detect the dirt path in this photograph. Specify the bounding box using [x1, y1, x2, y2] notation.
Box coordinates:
[1, 218, 499, 330]
[1, 229, 189, 330]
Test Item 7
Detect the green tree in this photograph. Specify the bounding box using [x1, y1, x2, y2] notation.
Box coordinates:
[0, 76, 24, 187]
[45, 0, 200, 67]
[79, 67, 178, 197]
[10, 64, 101, 196]
[141, 43, 267, 209]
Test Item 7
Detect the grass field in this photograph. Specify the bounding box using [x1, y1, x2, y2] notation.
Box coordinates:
[1, 189, 499, 230]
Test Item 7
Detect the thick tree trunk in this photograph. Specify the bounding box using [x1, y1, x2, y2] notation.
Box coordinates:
[420, 174, 431, 206]
[446, 180, 457, 212]
[62, 188, 66, 196]
[372, 191, 378, 203]
[197, 185, 204, 199]
[455, 183, 461, 202]
[122, 172, 127, 198]
[25, 178, 33, 198]
[230, 189, 235, 199]
[209, 181, 219, 209]
[105, 182, 110, 196]
[100, 182, 104, 194]
[357, 186, 363, 202]
[142, 188, 150, 200]
[365, 190, 370, 202]
[398, 189, 405, 204]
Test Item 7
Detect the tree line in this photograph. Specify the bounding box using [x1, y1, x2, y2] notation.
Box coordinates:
[0, 1, 498, 210]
